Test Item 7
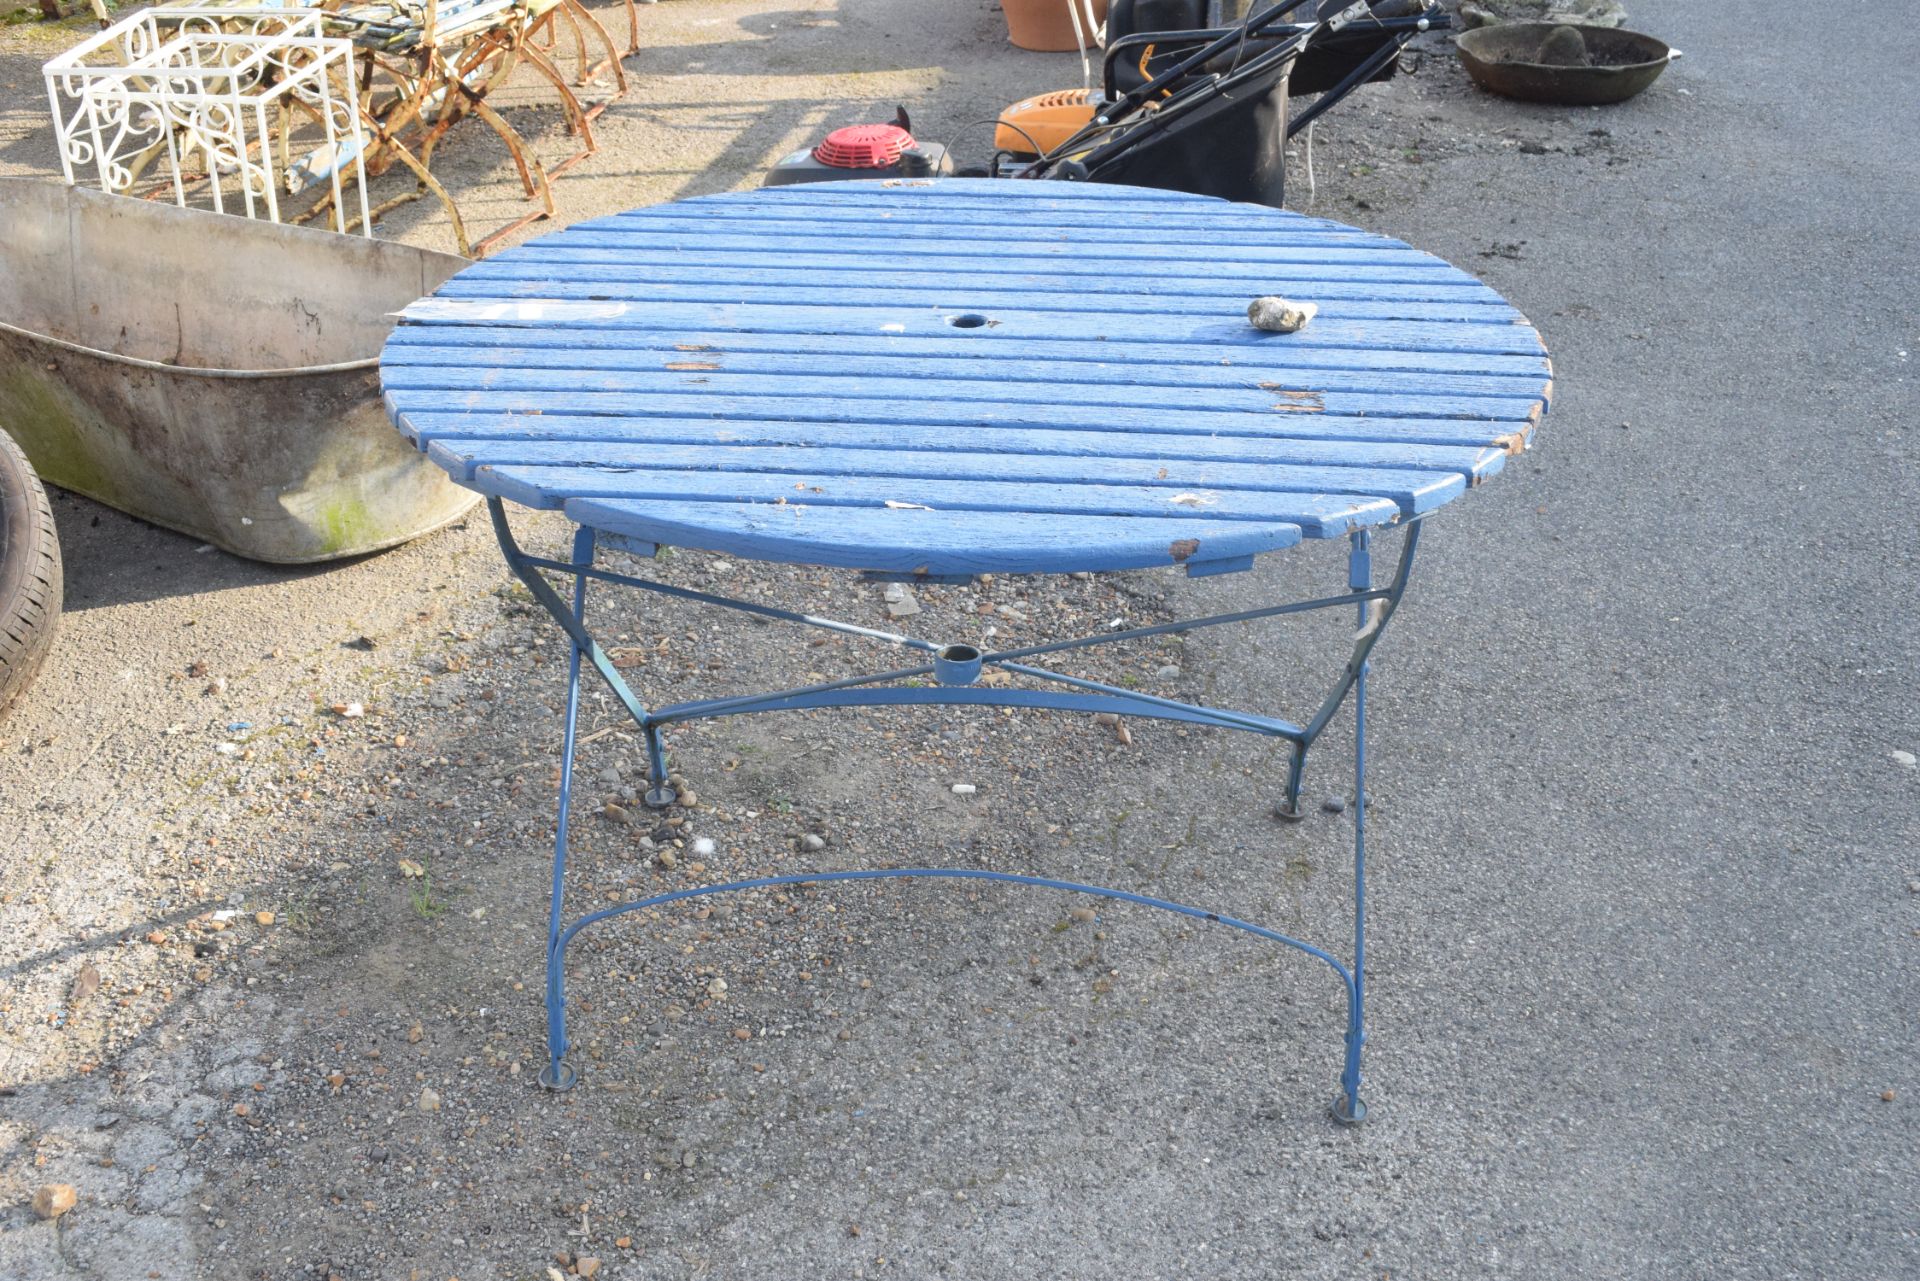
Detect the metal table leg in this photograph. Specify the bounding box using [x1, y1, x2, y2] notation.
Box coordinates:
[537, 523, 595, 1091]
[1334, 528, 1375, 1126]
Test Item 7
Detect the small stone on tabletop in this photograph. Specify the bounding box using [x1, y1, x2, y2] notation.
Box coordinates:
[1247, 296, 1318, 332]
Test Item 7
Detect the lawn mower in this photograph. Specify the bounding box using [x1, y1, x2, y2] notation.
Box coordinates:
[1002, 0, 1446, 205]
[764, 1, 1446, 208]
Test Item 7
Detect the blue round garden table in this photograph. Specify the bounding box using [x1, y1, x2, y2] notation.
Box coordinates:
[380, 178, 1551, 1123]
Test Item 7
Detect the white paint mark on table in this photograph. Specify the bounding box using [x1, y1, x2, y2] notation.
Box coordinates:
[400, 299, 634, 323]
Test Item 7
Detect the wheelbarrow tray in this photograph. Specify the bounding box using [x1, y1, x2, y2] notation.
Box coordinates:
[0, 180, 476, 563]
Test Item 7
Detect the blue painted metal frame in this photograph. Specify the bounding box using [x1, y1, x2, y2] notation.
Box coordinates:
[488, 497, 1422, 1122]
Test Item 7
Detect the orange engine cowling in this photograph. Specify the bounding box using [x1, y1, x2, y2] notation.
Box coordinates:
[994, 88, 1102, 158]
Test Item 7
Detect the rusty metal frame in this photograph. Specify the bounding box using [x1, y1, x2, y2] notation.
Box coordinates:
[320, 0, 635, 255]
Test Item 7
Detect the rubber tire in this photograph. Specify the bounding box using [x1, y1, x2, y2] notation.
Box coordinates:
[0, 426, 62, 718]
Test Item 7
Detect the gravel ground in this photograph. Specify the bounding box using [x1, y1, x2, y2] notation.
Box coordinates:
[2, 2, 1916, 1279]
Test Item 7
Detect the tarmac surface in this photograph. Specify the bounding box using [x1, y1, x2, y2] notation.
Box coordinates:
[0, 2, 1914, 1278]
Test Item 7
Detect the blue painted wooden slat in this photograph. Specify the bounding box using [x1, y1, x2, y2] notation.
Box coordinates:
[385, 388, 1531, 465]
[590, 205, 1402, 242]
[563, 498, 1303, 576]
[380, 363, 1537, 426]
[477, 227, 1447, 266]
[737, 190, 1219, 212]
[733, 179, 1207, 197]
[470, 465, 1400, 537]
[417, 439, 1477, 514]
[382, 323, 1555, 381]
[681, 186, 1326, 212]
[500, 245, 1484, 288]
[456, 258, 1505, 306]
[742, 178, 1206, 201]
[398, 298, 1546, 357]
[432, 275, 1516, 325]
[379, 179, 1551, 566]
[506, 187, 1434, 241]
[723, 187, 1373, 234]
[382, 341, 1546, 404]
[577, 204, 1402, 232]
[599, 198, 1397, 234]
[598, 192, 1380, 224]
[653, 183, 1334, 209]
[395, 408, 1532, 460]
[726, 181, 1357, 224]
[606, 215, 1399, 247]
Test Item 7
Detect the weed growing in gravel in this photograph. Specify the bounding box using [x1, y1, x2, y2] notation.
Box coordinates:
[408, 859, 448, 920]
[283, 889, 321, 933]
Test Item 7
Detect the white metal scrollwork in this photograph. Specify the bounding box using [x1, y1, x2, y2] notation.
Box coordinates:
[44, 7, 372, 236]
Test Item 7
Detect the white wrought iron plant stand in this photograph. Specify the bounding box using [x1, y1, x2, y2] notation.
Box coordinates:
[44, 7, 372, 235]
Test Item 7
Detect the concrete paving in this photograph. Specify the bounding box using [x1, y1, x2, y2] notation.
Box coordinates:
[1190, 3, 1920, 1272]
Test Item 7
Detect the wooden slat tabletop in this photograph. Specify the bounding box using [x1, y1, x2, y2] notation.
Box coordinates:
[382, 179, 1551, 577]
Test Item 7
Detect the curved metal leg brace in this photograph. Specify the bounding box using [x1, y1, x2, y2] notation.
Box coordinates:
[1281, 520, 1422, 816]
[539, 867, 1364, 1093]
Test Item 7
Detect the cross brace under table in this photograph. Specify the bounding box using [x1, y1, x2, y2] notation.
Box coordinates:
[489, 498, 1423, 1125]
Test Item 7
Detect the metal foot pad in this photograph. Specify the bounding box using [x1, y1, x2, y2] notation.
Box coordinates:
[539, 1060, 579, 1091]
[1275, 800, 1308, 823]
[1329, 1094, 1368, 1126]
[643, 785, 676, 809]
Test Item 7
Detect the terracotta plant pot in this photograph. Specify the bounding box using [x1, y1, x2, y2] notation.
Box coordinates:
[1001, 0, 1109, 52]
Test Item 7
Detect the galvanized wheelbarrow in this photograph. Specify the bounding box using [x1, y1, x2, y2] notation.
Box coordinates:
[0, 179, 476, 563]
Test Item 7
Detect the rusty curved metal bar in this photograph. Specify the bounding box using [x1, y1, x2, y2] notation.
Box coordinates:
[417, 39, 537, 198]
[620, 0, 640, 56]
[560, 0, 626, 96]
[449, 75, 557, 218]
[551, 0, 589, 79]
[352, 107, 472, 256]
[516, 34, 596, 151]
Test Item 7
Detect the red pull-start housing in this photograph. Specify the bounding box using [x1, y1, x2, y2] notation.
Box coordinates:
[812, 124, 916, 169]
